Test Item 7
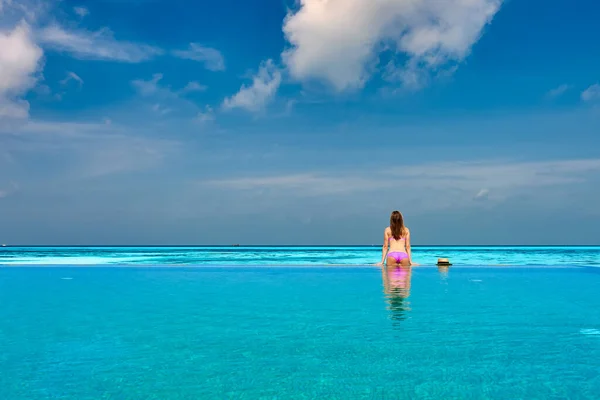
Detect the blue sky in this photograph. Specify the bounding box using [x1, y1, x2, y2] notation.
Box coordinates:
[1, 0, 599, 245]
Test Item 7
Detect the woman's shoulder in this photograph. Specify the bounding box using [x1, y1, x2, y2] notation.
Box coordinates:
[384, 226, 391, 234]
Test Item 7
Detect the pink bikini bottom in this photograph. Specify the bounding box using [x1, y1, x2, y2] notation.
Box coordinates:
[388, 252, 408, 263]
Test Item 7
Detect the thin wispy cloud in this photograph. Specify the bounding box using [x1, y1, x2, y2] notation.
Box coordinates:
[204, 159, 600, 204]
[474, 188, 490, 201]
[282, 0, 503, 91]
[38, 24, 163, 63]
[73, 6, 89, 18]
[222, 59, 281, 112]
[133, 74, 205, 99]
[196, 105, 215, 123]
[131, 74, 211, 119]
[173, 43, 225, 71]
[60, 71, 84, 87]
[1, 119, 179, 180]
[581, 84, 600, 102]
[179, 81, 207, 94]
[15, 120, 125, 137]
[131, 73, 164, 96]
[152, 103, 172, 116]
[205, 173, 386, 196]
[546, 84, 572, 99]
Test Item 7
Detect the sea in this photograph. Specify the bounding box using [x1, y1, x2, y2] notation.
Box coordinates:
[1, 245, 599, 266]
[1, 246, 599, 399]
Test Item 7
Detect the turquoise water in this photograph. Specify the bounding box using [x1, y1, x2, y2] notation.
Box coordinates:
[1, 246, 600, 266]
[1, 266, 599, 399]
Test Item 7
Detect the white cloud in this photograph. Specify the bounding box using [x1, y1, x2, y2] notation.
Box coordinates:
[179, 81, 207, 94]
[172, 43, 225, 71]
[0, 22, 43, 118]
[38, 24, 163, 62]
[546, 84, 571, 99]
[73, 6, 89, 18]
[474, 188, 490, 200]
[1, 119, 179, 179]
[132, 73, 164, 96]
[581, 84, 600, 102]
[391, 159, 600, 190]
[206, 173, 385, 195]
[196, 105, 214, 123]
[15, 120, 122, 136]
[152, 103, 172, 116]
[131, 74, 211, 119]
[34, 83, 51, 96]
[60, 71, 84, 87]
[282, 0, 502, 91]
[134, 76, 207, 97]
[0, 0, 47, 23]
[222, 59, 282, 112]
[205, 159, 600, 205]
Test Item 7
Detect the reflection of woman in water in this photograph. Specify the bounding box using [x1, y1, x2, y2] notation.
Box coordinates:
[377, 211, 414, 267]
[381, 265, 412, 322]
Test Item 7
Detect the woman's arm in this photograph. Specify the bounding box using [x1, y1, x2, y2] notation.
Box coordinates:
[378, 229, 389, 266]
[406, 229, 413, 265]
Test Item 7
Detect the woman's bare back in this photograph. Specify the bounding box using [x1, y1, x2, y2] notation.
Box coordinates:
[385, 226, 409, 253]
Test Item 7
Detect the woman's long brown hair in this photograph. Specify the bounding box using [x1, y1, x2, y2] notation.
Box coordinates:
[390, 211, 407, 240]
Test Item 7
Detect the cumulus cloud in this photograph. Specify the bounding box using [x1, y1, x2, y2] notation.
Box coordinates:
[581, 84, 600, 102]
[0, 22, 44, 118]
[282, 0, 502, 91]
[38, 24, 163, 62]
[172, 43, 225, 71]
[222, 59, 282, 112]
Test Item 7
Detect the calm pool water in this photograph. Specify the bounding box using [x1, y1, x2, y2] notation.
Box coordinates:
[1, 266, 599, 399]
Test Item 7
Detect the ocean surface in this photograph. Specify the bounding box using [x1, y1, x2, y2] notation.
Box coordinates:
[1, 245, 600, 266]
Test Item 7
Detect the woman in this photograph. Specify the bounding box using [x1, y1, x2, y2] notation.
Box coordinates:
[377, 211, 414, 267]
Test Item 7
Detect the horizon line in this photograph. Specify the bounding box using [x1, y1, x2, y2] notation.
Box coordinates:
[2, 244, 600, 248]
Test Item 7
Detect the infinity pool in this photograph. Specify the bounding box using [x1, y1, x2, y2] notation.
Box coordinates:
[1, 266, 599, 399]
